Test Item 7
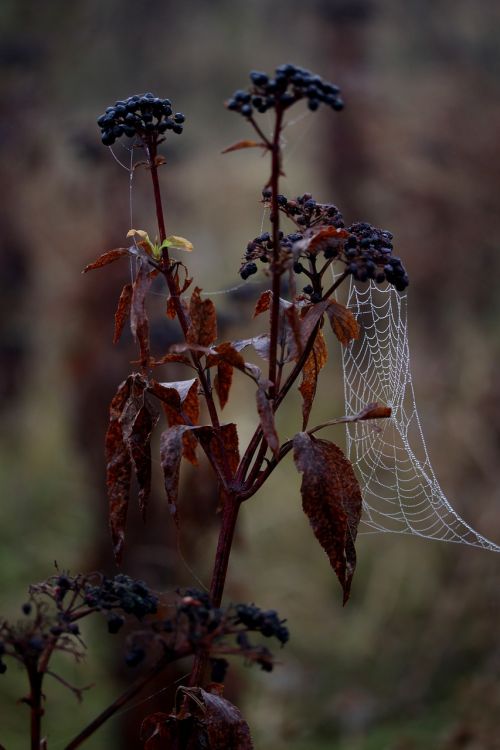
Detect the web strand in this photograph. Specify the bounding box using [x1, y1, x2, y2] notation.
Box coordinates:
[342, 280, 500, 551]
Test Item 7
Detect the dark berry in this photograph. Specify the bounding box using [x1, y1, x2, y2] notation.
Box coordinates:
[293, 262, 304, 274]
[173, 112, 185, 123]
[22, 603, 32, 616]
[125, 647, 146, 667]
[172, 124, 183, 134]
[303, 284, 314, 295]
[250, 71, 269, 86]
[107, 614, 125, 634]
[241, 104, 253, 117]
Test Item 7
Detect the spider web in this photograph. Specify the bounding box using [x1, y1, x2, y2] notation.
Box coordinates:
[341, 280, 500, 551]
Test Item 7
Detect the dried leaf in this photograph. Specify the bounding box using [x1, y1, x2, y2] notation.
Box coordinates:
[229, 335, 270, 361]
[149, 352, 193, 368]
[121, 382, 159, 520]
[326, 300, 360, 345]
[293, 433, 362, 604]
[187, 287, 217, 348]
[256, 387, 279, 458]
[307, 226, 351, 253]
[105, 378, 132, 563]
[299, 330, 328, 429]
[160, 425, 193, 525]
[178, 688, 254, 750]
[357, 403, 392, 420]
[166, 296, 177, 319]
[196, 423, 240, 479]
[113, 283, 133, 344]
[253, 290, 272, 318]
[214, 361, 233, 409]
[222, 139, 268, 154]
[83, 247, 129, 273]
[130, 260, 152, 365]
[149, 378, 200, 464]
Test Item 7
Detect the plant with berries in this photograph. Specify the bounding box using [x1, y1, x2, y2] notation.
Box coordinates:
[1, 64, 406, 748]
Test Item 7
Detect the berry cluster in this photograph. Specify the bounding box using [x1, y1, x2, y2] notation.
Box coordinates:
[97, 94, 185, 146]
[226, 64, 344, 118]
[268, 190, 345, 231]
[343, 222, 409, 291]
[235, 604, 289, 645]
[84, 574, 158, 621]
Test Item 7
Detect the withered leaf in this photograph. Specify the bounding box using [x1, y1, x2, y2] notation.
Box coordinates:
[214, 361, 233, 409]
[326, 300, 360, 346]
[149, 352, 193, 368]
[208, 342, 247, 371]
[177, 688, 254, 750]
[230, 335, 270, 361]
[160, 425, 193, 525]
[256, 387, 279, 458]
[299, 330, 328, 429]
[83, 247, 129, 273]
[253, 290, 272, 318]
[166, 296, 177, 320]
[357, 402, 392, 420]
[187, 287, 217, 348]
[195, 423, 240, 480]
[293, 433, 362, 604]
[149, 378, 200, 464]
[307, 226, 351, 253]
[130, 259, 152, 366]
[120, 379, 159, 520]
[113, 283, 133, 344]
[105, 378, 133, 563]
[222, 139, 268, 154]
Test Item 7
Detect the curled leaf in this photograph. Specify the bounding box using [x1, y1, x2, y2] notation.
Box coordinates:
[222, 139, 268, 154]
[105, 378, 133, 563]
[83, 247, 129, 273]
[113, 283, 133, 344]
[293, 433, 362, 604]
[162, 235, 194, 252]
[299, 330, 328, 429]
[160, 425, 193, 525]
[130, 259, 152, 366]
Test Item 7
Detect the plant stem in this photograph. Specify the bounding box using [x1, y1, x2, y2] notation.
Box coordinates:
[147, 138, 223, 437]
[188, 492, 241, 687]
[28, 668, 43, 750]
[268, 107, 284, 398]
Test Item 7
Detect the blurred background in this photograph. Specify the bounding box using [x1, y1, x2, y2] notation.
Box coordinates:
[1, 0, 500, 747]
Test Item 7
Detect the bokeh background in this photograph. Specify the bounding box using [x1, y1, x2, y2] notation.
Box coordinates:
[1, 1, 500, 748]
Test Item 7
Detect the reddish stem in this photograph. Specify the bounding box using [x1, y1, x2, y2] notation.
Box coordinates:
[267, 107, 284, 397]
[28, 667, 43, 750]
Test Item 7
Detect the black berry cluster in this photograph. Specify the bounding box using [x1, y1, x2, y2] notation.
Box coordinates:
[83, 574, 158, 621]
[226, 64, 344, 117]
[97, 94, 185, 146]
[235, 604, 289, 645]
[342, 222, 409, 291]
[267, 189, 345, 231]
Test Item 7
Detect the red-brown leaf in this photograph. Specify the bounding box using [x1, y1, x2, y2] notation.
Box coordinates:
[256, 387, 279, 458]
[149, 352, 193, 368]
[214, 361, 233, 409]
[105, 378, 132, 563]
[293, 433, 362, 604]
[160, 425, 193, 525]
[253, 290, 272, 318]
[121, 384, 159, 520]
[149, 378, 200, 464]
[187, 287, 217, 347]
[299, 330, 328, 429]
[113, 283, 133, 344]
[83, 247, 129, 273]
[166, 296, 177, 320]
[357, 403, 392, 420]
[130, 260, 152, 365]
[177, 688, 254, 750]
[307, 227, 351, 253]
[195, 423, 240, 479]
[326, 300, 360, 345]
[222, 139, 268, 154]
